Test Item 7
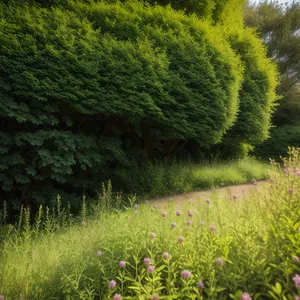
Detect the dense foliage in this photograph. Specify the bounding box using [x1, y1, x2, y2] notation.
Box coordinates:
[0, 0, 277, 209]
[0, 149, 300, 299]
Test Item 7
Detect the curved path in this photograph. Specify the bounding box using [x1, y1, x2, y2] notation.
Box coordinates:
[151, 181, 266, 209]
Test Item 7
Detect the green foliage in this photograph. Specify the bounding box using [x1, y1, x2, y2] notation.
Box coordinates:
[1, 150, 300, 299]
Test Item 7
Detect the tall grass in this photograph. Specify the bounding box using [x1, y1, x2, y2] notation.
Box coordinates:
[116, 157, 270, 198]
[0, 151, 300, 299]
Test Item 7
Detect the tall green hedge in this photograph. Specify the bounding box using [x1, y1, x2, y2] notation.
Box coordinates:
[0, 0, 277, 209]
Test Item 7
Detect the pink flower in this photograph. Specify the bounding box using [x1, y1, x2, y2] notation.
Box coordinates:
[181, 270, 191, 279]
[144, 258, 151, 266]
[294, 256, 300, 263]
[162, 211, 167, 217]
[176, 210, 181, 216]
[97, 251, 102, 257]
[113, 294, 122, 300]
[209, 225, 216, 232]
[119, 261, 126, 268]
[197, 281, 204, 289]
[233, 194, 238, 200]
[152, 296, 159, 300]
[186, 219, 192, 226]
[163, 252, 170, 260]
[171, 222, 177, 228]
[240, 293, 252, 300]
[187, 210, 193, 217]
[216, 258, 224, 266]
[178, 236, 184, 243]
[109, 280, 117, 289]
[0, 296, 4, 300]
[81, 221, 87, 227]
[147, 265, 155, 273]
[149, 232, 156, 239]
[293, 274, 300, 288]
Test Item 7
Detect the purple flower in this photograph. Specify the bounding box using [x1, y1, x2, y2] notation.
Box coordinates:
[240, 293, 252, 300]
[197, 281, 204, 289]
[119, 261, 126, 268]
[162, 211, 167, 217]
[144, 257, 151, 266]
[97, 251, 102, 257]
[294, 256, 300, 263]
[209, 225, 216, 232]
[187, 210, 193, 217]
[181, 270, 191, 279]
[81, 221, 87, 227]
[206, 199, 210, 204]
[147, 265, 155, 273]
[152, 296, 159, 300]
[163, 252, 170, 260]
[176, 210, 181, 216]
[109, 280, 117, 289]
[113, 294, 122, 300]
[200, 221, 205, 226]
[232, 194, 238, 200]
[293, 274, 300, 288]
[149, 232, 156, 239]
[216, 258, 224, 266]
[178, 236, 184, 243]
[186, 219, 192, 226]
[171, 222, 177, 229]
[135, 210, 139, 215]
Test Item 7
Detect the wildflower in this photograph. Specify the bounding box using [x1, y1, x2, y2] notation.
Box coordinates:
[293, 274, 300, 288]
[171, 222, 177, 229]
[240, 293, 252, 300]
[119, 261, 126, 268]
[97, 251, 102, 257]
[163, 252, 170, 260]
[113, 294, 122, 300]
[147, 265, 155, 273]
[209, 225, 216, 232]
[0, 296, 4, 300]
[152, 296, 159, 300]
[81, 221, 87, 227]
[206, 199, 210, 204]
[178, 236, 184, 243]
[188, 210, 193, 217]
[216, 258, 224, 266]
[294, 256, 300, 263]
[186, 219, 192, 226]
[150, 232, 156, 239]
[135, 210, 139, 215]
[232, 194, 238, 200]
[162, 211, 167, 217]
[176, 210, 181, 216]
[109, 280, 117, 289]
[181, 270, 191, 279]
[200, 221, 205, 226]
[144, 257, 151, 266]
[197, 281, 204, 289]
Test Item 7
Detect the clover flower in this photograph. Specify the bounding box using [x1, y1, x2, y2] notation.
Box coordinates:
[181, 270, 191, 279]
[209, 225, 216, 232]
[171, 222, 177, 229]
[147, 265, 155, 273]
[293, 274, 300, 288]
[150, 232, 156, 239]
[240, 292, 252, 300]
[176, 210, 181, 216]
[144, 258, 151, 266]
[187, 210, 193, 217]
[178, 236, 184, 243]
[216, 258, 224, 266]
[162, 211, 167, 217]
[197, 281, 204, 289]
[233, 194, 238, 200]
[152, 296, 159, 300]
[113, 294, 122, 300]
[163, 252, 170, 260]
[119, 261, 126, 268]
[109, 280, 117, 289]
[97, 251, 102, 257]
[294, 256, 300, 263]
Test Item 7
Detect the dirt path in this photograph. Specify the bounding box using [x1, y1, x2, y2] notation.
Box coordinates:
[151, 181, 266, 209]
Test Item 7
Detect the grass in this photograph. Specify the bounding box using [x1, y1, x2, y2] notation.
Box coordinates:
[116, 157, 270, 198]
[0, 152, 300, 299]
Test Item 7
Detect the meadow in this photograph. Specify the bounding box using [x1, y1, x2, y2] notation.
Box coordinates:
[0, 151, 300, 299]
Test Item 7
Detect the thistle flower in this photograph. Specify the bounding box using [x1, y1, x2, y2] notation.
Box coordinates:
[187, 210, 193, 217]
[176, 210, 181, 216]
[240, 293, 252, 300]
[97, 251, 102, 257]
[147, 265, 155, 273]
[162, 211, 167, 217]
[293, 274, 300, 288]
[171, 222, 177, 229]
[178, 236, 184, 243]
[150, 232, 156, 239]
[119, 261, 126, 268]
[197, 281, 204, 289]
[81, 221, 87, 227]
[152, 296, 159, 300]
[144, 257, 151, 266]
[181, 270, 191, 279]
[163, 252, 170, 260]
[209, 225, 216, 232]
[109, 280, 117, 289]
[113, 294, 122, 300]
[216, 258, 224, 266]
[294, 256, 300, 263]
